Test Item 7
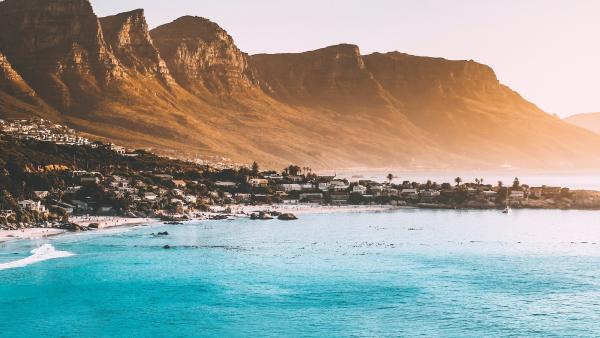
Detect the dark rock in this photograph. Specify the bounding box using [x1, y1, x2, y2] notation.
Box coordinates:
[277, 213, 298, 221]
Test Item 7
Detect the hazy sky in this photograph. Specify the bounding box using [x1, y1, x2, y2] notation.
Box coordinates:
[91, 0, 600, 118]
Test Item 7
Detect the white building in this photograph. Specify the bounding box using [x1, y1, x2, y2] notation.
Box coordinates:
[144, 192, 158, 201]
[281, 184, 302, 192]
[18, 200, 47, 213]
[352, 185, 367, 195]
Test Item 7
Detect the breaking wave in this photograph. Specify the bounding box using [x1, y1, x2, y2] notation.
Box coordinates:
[0, 244, 75, 270]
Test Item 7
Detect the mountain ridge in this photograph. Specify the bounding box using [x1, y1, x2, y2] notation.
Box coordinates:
[565, 112, 600, 135]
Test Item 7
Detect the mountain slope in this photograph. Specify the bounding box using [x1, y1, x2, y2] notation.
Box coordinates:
[565, 113, 600, 135]
[361, 52, 600, 168]
[1, 0, 600, 170]
[0, 50, 61, 120]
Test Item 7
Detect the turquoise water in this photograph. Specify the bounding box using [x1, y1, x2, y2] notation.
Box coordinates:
[1, 209, 600, 337]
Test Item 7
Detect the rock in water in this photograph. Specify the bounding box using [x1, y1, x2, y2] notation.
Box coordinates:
[278, 213, 298, 221]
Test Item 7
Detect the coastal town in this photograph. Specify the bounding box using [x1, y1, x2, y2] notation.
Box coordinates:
[2, 118, 600, 232]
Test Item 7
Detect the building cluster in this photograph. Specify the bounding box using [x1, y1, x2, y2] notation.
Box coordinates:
[2, 162, 575, 228]
[0, 119, 579, 229]
[0, 118, 91, 146]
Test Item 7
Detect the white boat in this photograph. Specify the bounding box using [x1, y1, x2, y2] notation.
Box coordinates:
[502, 206, 512, 214]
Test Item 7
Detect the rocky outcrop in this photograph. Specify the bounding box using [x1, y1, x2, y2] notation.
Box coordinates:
[0, 51, 37, 100]
[100, 9, 173, 85]
[251, 44, 392, 110]
[0, 50, 62, 119]
[150, 16, 257, 95]
[0, 0, 124, 113]
[277, 213, 298, 221]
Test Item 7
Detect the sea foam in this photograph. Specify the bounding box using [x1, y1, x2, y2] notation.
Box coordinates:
[0, 244, 75, 270]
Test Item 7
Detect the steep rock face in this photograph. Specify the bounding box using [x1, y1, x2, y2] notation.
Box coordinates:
[150, 16, 257, 95]
[0, 0, 124, 113]
[0, 50, 62, 119]
[100, 9, 173, 85]
[364, 52, 503, 103]
[0, 51, 37, 100]
[363, 52, 542, 117]
[252, 44, 392, 110]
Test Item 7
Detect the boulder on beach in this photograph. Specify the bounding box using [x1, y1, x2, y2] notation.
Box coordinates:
[163, 245, 171, 249]
[250, 211, 274, 220]
[277, 213, 298, 221]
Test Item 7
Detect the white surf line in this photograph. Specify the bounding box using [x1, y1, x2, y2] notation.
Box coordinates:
[0, 244, 75, 270]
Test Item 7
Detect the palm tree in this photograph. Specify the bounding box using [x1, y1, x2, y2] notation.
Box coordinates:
[480, 178, 484, 185]
[498, 180, 503, 188]
[387, 173, 394, 185]
[513, 177, 520, 189]
[454, 177, 462, 187]
[475, 178, 480, 185]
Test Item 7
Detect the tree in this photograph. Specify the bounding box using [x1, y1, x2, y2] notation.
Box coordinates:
[475, 178, 480, 185]
[426, 180, 432, 189]
[387, 173, 394, 184]
[454, 177, 462, 187]
[498, 181, 504, 188]
[251, 162, 259, 175]
[287, 165, 301, 176]
[513, 177, 520, 189]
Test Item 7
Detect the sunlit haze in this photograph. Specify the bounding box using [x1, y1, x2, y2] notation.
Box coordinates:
[90, 0, 600, 118]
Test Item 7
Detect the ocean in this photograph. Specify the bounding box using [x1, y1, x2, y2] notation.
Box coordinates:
[1, 209, 600, 337]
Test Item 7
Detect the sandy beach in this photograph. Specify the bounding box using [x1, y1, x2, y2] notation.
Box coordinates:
[69, 216, 158, 229]
[210, 204, 396, 216]
[0, 217, 159, 244]
[0, 205, 393, 243]
[0, 228, 66, 243]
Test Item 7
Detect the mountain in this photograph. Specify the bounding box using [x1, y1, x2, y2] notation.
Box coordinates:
[1, 0, 600, 170]
[151, 16, 258, 96]
[99, 9, 173, 85]
[565, 113, 600, 135]
[0, 0, 124, 114]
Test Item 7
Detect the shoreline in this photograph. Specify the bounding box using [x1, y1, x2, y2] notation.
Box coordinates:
[0, 205, 392, 244]
[2, 203, 600, 245]
[0, 217, 160, 244]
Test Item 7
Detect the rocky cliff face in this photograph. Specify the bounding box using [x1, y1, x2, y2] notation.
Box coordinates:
[150, 16, 257, 95]
[364, 52, 502, 103]
[252, 44, 392, 110]
[100, 9, 173, 85]
[0, 50, 61, 119]
[0, 51, 36, 100]
[0, 0, 124, 113]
